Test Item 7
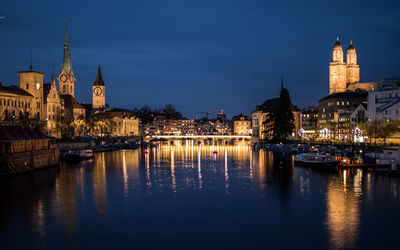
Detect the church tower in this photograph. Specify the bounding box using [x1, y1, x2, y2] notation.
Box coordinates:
[345, 41, 360, 85]
[92, 65, 105, 109]
[329, 37, 347, 94]
[58, 20, 76, 97]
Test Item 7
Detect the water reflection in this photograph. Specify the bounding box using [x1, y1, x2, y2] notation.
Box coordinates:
[1, 143, 400, 249]
[326, 168, 364, 249]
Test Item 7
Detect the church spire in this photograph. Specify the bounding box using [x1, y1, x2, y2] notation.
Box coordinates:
[61, 18, 72, 76]
[93, 64, 105, 86]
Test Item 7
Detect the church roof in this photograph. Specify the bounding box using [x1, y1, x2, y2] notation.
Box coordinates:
[334, 37, 342, 48]
[318, 90, 367, 102]
[0, 84, 33, 97]
[60, 20, 73, 76]
[347, 40, 355, 50]
[232, 114, 250, 121]
[60, 94, 84, 110]
[93, 65, 104, 86]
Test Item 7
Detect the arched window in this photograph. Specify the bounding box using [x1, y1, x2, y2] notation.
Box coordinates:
[70, 86, 72, 93]
[26, 83, 29, 90]
[63, 85, 66, 93]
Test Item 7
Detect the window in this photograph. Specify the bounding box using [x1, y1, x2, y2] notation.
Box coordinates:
[337, 101, 339, 106]
[342, 101, 344, 106]
[63, 85, 66, 93]
[26, 83, 29, 90]
[347, 101, 349, 105]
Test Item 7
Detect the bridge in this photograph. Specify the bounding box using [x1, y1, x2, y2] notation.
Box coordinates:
[146, 135, 252, 141]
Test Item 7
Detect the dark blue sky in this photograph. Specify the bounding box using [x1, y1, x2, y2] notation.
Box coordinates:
[1, 0, 399, 118]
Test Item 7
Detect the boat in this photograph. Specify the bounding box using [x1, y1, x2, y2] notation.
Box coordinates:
[294, 153, 340, 168]
[63, 149, 94, 163]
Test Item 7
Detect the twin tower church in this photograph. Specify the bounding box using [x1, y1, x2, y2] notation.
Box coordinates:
[329, 37, 377, 95]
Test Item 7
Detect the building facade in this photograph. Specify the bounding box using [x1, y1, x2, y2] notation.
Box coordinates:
[232, 114, 251, 136]
[318, 90, 367, 140]
[367, 83, 400, 121]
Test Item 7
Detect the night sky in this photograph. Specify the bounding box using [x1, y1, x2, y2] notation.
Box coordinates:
[0, 0, 399, 118]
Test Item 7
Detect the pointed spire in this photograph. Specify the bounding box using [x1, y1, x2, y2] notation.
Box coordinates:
[93, 64, 105, 86]
[350, 40, 352, 45]
[64, 18, 69, 49]
[281, 74, 284, 91]
[61, 18, 72, 76]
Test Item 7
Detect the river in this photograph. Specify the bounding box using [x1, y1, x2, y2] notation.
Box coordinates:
[1, 141, 400, 249]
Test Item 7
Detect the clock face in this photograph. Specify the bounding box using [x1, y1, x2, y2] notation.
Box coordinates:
[36, 83, 40, 90]
[94, 87, 102, 96]
[60, 74, 67, 83]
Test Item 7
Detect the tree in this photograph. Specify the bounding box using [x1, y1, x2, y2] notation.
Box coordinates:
[262, 87, 295, 142]
[359, 120, 376, 145]
[376, 119, 400, 146]
[163, 103, 183, 119]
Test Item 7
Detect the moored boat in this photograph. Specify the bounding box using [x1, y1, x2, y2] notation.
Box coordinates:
[294, 153, 340, 169]
[63, 149, 94, 163]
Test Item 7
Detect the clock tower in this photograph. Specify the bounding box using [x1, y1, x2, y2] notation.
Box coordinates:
[58, 19, 76, 97]
[92, 65, 105, 109]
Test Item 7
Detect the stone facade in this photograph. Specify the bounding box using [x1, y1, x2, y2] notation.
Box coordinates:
[43, 77, 61, 137]
[18, 71, 44, 119]
[329, 38, 360, 94]
[0, 84, 34, 122]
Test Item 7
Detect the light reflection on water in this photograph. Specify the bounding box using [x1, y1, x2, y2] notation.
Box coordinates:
[1, 141, 400, 249]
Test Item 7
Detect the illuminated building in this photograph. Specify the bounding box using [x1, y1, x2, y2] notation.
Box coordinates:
[0, 83, 34, 121]
[318, 90, 367, 140]
[92, 65, 106, 109]
[329, 37, 378, 94]
[91, 110, 140, 137]
[349, 103, 367, 126]
[232, 114, 251, 135]
[58, 21, 85, 126]
[43, 76, 62, 137]
[301, 106, 318, 130]
[299, 106, 318, 138]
